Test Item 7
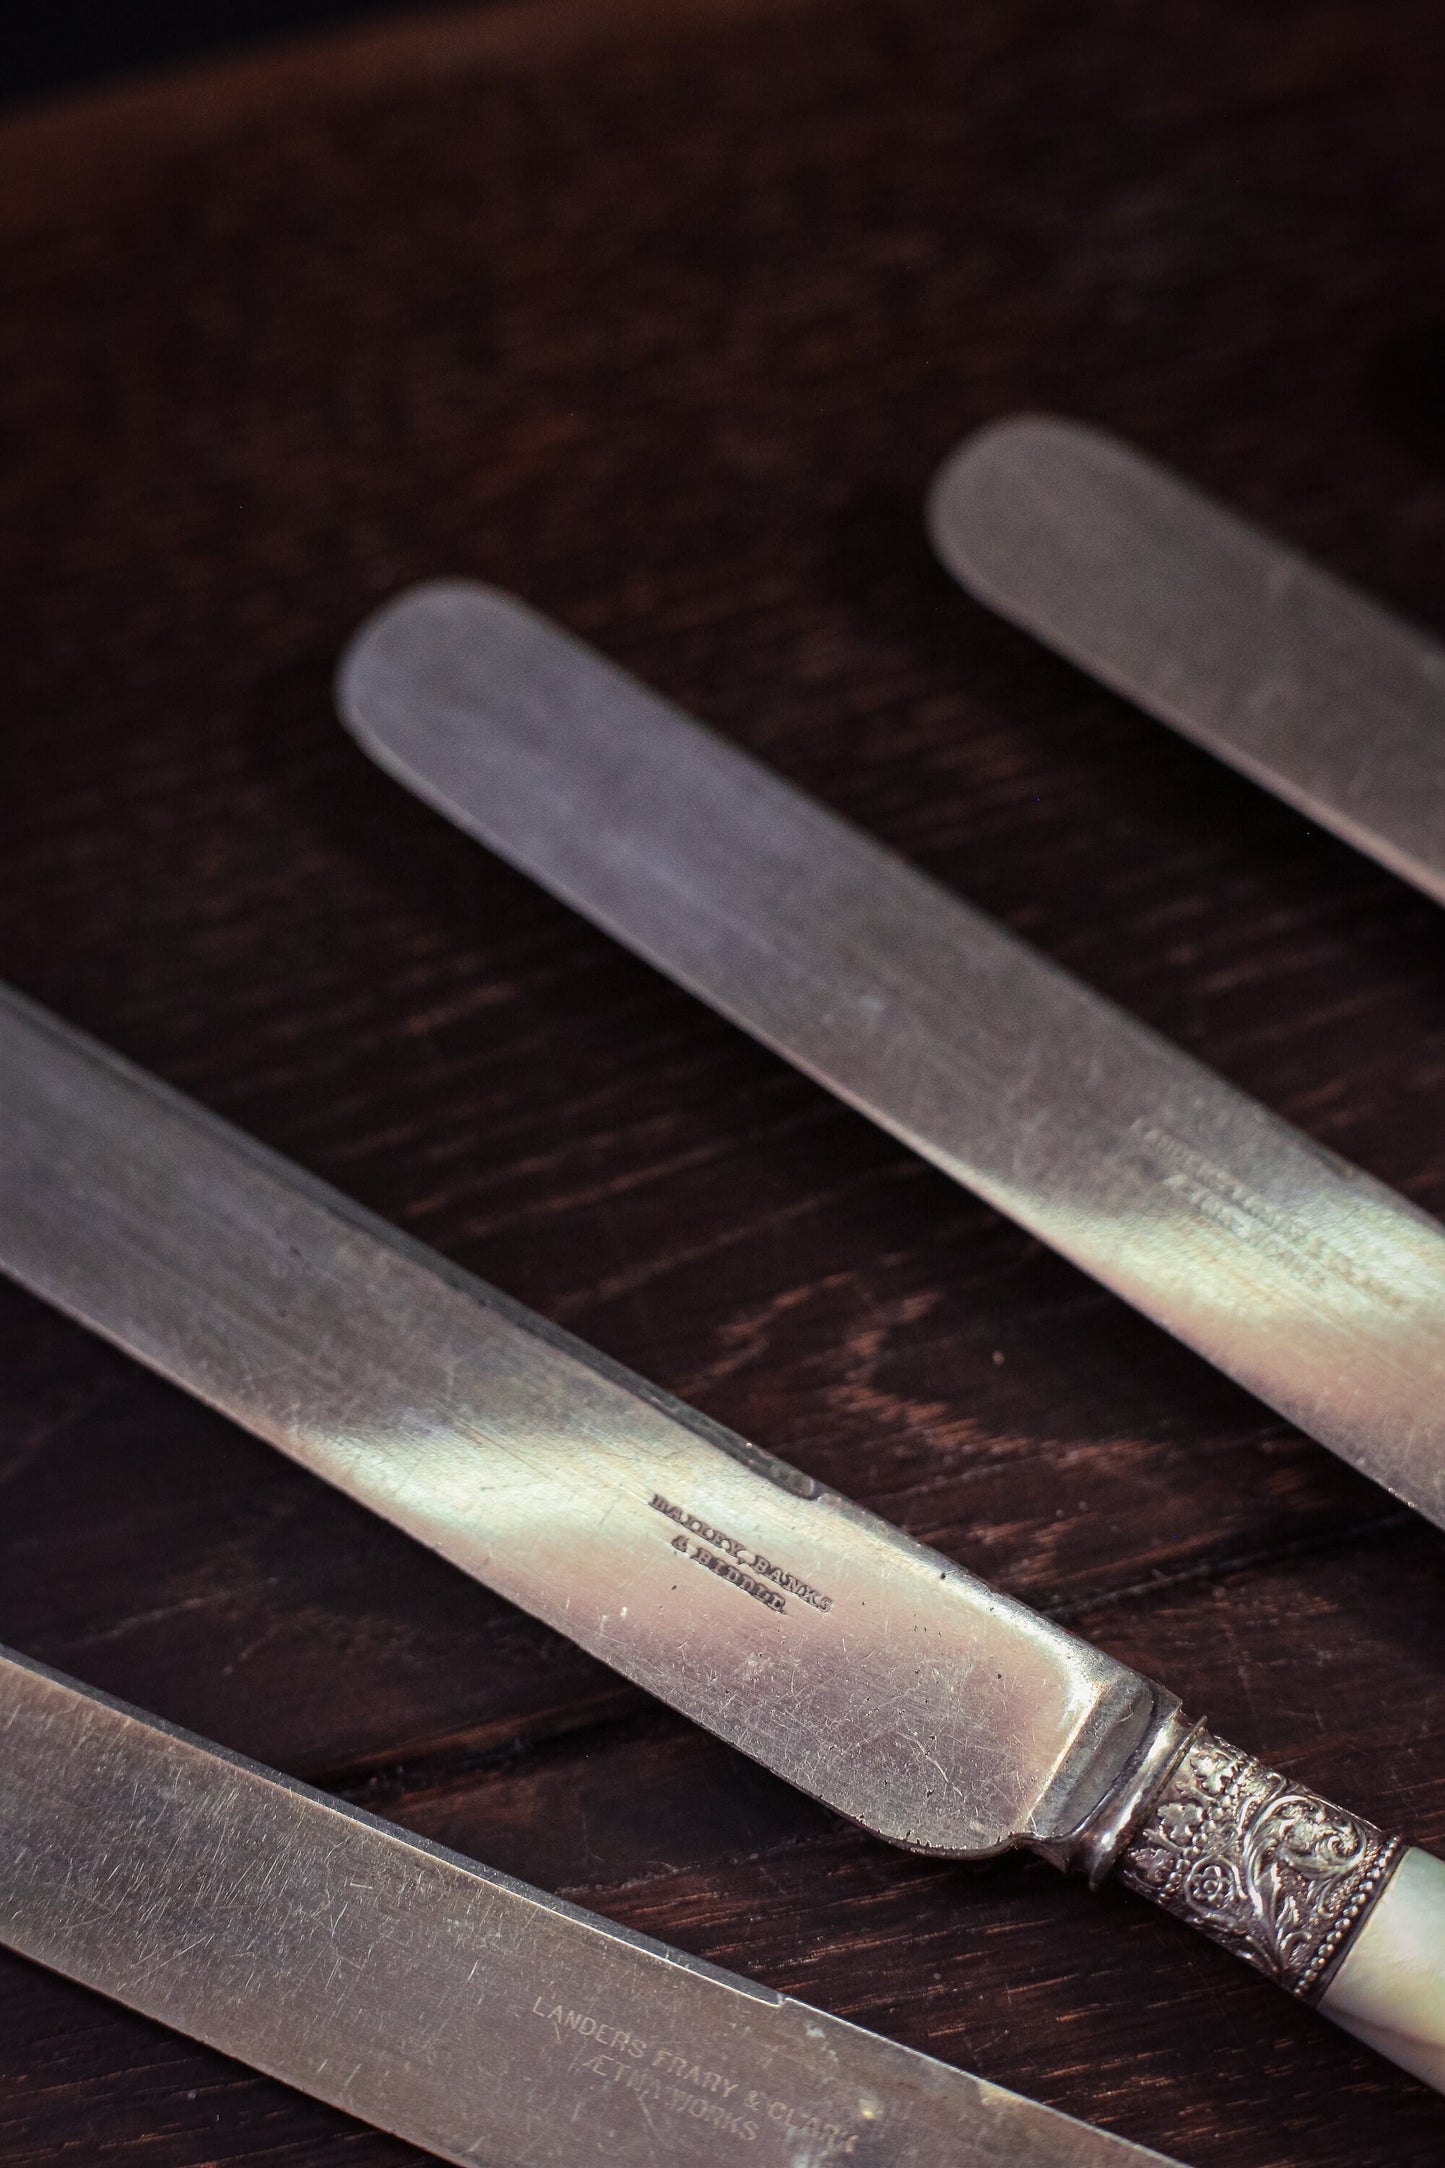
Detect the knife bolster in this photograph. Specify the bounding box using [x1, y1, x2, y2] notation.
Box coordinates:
[1115, 1728, 1404, 2000]
[1036, 1692, 1196, 1886]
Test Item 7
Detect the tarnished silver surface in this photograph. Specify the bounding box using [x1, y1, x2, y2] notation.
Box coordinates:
[0, 982, 1167, 1866]
[0, 1645, 1185, 2167]
[1118, 1729, 1404, 2003]
[338, 582, 1445, 1529]
[0, 988, 1426, 2033]
[927, 414, 1445, 906]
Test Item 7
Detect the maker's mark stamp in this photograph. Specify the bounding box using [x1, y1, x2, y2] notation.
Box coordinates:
[649, 1493, 833, 1617]
[530, 1993, 861, 2153]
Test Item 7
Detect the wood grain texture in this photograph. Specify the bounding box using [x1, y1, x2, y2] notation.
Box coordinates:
[2, 0, 1445, 2160]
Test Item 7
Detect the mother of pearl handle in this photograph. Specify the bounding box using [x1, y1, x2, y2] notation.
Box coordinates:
[1115, 1729, 1442, 2090]
[1320, 1847, 1445, 2089]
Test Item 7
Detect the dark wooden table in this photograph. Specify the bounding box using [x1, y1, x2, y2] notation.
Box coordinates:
[3, 2, 1445, 2160]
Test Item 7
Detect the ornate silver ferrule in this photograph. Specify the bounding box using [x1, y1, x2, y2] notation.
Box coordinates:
[1116, 1728, 1404, 2001]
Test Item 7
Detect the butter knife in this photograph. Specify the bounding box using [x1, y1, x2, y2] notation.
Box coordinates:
[0, 1641, 1177, 2165]
[1, 982, 1441, 2087]
[336, 581, 1445, 1531]
[927, 414, 1445, 905]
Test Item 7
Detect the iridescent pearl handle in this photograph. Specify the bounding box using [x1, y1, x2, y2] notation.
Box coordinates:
[1115, 1728, 1443, 2089]
[1322, 1848, 1445, 2090]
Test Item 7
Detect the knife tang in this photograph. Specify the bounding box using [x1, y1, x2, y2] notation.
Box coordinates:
[927, 415, 1445, 909]
[0, 1644, 1185, 2166]
[337, 581, 1445, 1532]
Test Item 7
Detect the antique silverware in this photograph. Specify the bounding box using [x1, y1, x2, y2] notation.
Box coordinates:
[927, 414, 1445, 905]
[337, 582, 1445, 1531]
[2, 984, 1441, 2085]
[0, 1643, 1182, 2166]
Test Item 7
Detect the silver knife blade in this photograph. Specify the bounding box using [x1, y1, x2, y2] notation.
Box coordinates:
[336, 581, 1445, 1530]
[1, 984, 1435, 2081]
[926, 413, 1445, 906]
[0, 1643, 1180, 2167]
[0, 980, 1161, 1866]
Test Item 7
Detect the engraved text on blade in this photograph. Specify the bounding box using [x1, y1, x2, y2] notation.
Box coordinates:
[649, 1493, 835, 1614]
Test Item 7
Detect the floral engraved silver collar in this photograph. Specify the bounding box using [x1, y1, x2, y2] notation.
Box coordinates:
[1117, 1729, 1404, 2000]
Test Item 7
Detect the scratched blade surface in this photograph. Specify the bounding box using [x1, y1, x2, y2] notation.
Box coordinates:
[0, 981, 1157, 1862]
[339, 582, 1445, 1528]
[0, 1647, 1183, 2168]
[927, 413, 1445, 906]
